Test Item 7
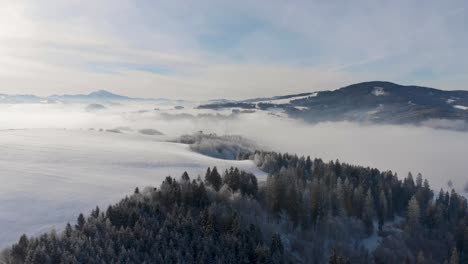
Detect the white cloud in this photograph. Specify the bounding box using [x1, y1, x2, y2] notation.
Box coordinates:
[0, 0, 467, 99]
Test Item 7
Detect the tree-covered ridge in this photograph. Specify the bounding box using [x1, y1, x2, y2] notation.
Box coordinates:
[2, 173, 289, 264]
[251, 151, 468, 263]
[2, 151, 467, 263]
[195, 81, 468, 131]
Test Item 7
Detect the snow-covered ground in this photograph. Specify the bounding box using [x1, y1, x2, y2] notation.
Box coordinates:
[0, 128, 266, 248]
[454, 105, 468, 110]
[372, 87, 388, 96]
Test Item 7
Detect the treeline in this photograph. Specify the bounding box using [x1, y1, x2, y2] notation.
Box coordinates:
[176, 132, 255, 160]
[2, 151, 467, 263]
[197, 102, 256, 110]
[1, 171, 289, 264]
[251, 151, 468, 263]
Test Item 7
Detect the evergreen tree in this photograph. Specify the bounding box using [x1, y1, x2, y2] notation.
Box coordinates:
[181, 171, 190, 182]
[416, 173, 423, 188]
[407, 195, 420, 230]
[76, 213, 85, 230]
[378, 190, 388, 231]
[204, 167, 222, 191]
[10, 234, 28, 263]
[363, 189, 374, 235]
[270, 233, 284, 255]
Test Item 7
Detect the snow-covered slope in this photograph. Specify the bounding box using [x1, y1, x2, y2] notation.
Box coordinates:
[0, 129, 266, 248]
[454, 105, 468, 110]
[251, 93, 317, 105]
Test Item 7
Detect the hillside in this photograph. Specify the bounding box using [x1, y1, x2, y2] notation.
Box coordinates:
[198, 81, 468, 130]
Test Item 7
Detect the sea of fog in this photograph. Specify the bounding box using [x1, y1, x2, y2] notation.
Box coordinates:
[1, 102, 467, 195]
[0, 102, 467, 247]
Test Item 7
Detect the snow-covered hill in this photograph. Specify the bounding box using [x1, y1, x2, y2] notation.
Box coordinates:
[0, 129, 266, 248]
[197, 81, 468, 131]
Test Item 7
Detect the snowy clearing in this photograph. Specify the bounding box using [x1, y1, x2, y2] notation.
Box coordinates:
[372, 87, 387, 96]
[454, 105, 468, 110]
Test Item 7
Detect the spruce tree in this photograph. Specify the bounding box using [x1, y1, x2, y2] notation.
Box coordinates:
[363, 189, 374, 235]
[407, 195, 420, 230]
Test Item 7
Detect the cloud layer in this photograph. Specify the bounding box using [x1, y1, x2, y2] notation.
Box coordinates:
[0, 0, 467, 99]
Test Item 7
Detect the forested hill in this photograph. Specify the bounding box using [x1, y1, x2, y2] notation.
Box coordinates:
[198, 81, 468, 130]
[2, 152, 467, 263]
[289, 81, 468, 125]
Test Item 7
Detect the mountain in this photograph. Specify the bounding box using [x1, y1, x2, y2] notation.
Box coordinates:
[288, 81, 468, 125]
[49, 90, 139, 102]
[0, 90, 188, 104]
[0, 94, 46, 104]
[198, 81, 468, 130]
[50, 90, 190, 104]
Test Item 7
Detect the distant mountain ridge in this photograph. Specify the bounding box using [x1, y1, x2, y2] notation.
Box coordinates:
[0, 90, 186, 104]
[49, 90, 134, 101]
[198, 81, 468, 131]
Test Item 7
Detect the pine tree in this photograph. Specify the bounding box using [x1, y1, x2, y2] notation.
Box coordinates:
[416, 173, 423, 188]
[204, 167, 222, 191]
[210, 167, 222, 191]
[407, 195, 420, 229]
[181, 171, 190, 182]
[205, 167, 211, 185]
[353, 186, 364, 218]
[406, 172, 415, 188]
[363, 189, 374, 235]
[305, 155, 312, 175]
[387, 189, 394, 220]
[76, 213, 85, 230]
[461, 227, 468, 264]
[378, 190, 387, 231]
[10, 234, 28, 263]
[62, 224, 72, 239]
[270, 233, 284, 255]
[310, 178, 321, 224]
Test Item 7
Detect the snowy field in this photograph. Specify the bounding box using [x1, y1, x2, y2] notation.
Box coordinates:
[0, 128, 266, 248]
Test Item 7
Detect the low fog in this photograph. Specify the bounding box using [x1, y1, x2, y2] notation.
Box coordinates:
[0, 102, 467, 196]
[1, 101, 468, 248]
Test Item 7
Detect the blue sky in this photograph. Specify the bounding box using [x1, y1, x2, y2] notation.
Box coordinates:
[0, 0, 467, 99]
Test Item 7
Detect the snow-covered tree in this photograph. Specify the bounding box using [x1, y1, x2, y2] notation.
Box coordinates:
[407, 195, 420, 229]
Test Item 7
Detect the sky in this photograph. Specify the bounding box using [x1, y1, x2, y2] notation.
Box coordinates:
[0, 0, 467, 100]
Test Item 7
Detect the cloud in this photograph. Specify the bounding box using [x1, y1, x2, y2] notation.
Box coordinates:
[2, 101, 467, 196]
[0, 0, 467, 99]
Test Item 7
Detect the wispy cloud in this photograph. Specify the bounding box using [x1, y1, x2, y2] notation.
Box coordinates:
[0, 0, 467, 99]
